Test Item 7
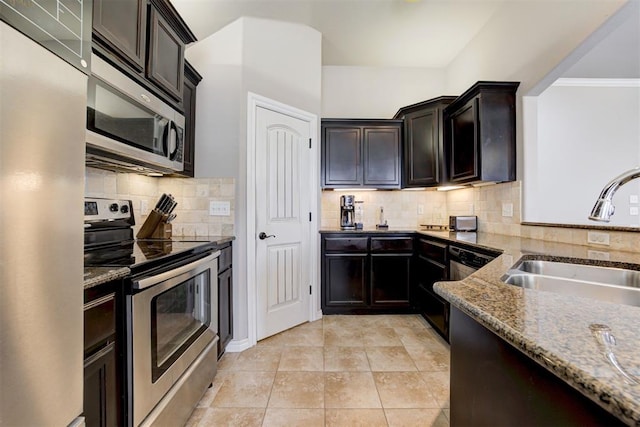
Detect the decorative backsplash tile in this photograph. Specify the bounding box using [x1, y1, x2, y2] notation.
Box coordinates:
[85, 167, 235, 237]
[320, 181, 639, 253]
[87, 167, 636, 251]
[320, 190, 447, 230]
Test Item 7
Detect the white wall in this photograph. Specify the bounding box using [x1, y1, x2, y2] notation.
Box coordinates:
[322, 66, 447, 118]
[186, 17, 322, 349]
[187, 21, 244, 179]
[524, 81, 640, 227]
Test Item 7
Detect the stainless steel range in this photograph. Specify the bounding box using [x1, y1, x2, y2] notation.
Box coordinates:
[84, 197, 219, 427]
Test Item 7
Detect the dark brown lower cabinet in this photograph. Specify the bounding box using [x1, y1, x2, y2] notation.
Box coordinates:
[84, 343, 118, 427]
[412, 237, 449, 340]
[323, 254, 368, 309]
[217, 242, 233, 358]
[370, 254, 411, 307]
[450, 307, 623, 426]
[84, 280, 121, 427]
[321, 233, 412, 314]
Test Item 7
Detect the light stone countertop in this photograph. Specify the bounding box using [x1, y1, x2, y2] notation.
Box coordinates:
[84, 267, 130, 290]
[423, 231, 640, 426]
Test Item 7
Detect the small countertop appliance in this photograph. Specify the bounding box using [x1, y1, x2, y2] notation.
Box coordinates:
[340, 195, 356, 230]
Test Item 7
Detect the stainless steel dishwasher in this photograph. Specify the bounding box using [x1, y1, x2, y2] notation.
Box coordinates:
[449, 245, 498, 280]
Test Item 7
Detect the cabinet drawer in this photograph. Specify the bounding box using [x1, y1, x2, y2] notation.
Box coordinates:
[418, 238, 447, 264]
[371, 237, 413, 253]
[219, 244, 232, 272]
[84, 293, 116, 354]
[324, 237, 368, 253]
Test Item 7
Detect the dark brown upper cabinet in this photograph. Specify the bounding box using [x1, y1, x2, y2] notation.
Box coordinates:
[321, 119, 402, 189]
[92, 0, 196, 109]
[147, 6, 185, 100]
[394, 96, 456, 188]
[174, 61, 202, 178]
[444, 81, 519, 184]
[93, 0, 147, 72]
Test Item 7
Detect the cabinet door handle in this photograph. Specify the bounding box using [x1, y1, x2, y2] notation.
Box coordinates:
[83, 341, 115, 367]
[259, 232, 276, 240]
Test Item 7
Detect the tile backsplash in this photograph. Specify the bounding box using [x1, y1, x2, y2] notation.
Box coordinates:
[87, 167, 637, 252]
[85, 167, 235, 237]
[321, 182, 639, 253]
[321, 190, 448, 230]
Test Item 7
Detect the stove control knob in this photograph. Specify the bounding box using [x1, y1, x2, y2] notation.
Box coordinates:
[120, 204, 129, 214]
[109, 203, 119, 212]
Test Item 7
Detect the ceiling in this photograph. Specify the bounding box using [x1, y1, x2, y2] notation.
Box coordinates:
[171, 0, 640, 76]
[170, 0, 507, 68]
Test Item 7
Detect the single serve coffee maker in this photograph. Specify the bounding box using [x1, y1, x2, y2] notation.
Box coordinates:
[340, 195, 356, 230]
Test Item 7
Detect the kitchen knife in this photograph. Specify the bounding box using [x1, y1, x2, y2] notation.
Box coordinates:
[155, 193, 168, 210]
[167, 200, 178, 214]
[158, 196, 172, 214]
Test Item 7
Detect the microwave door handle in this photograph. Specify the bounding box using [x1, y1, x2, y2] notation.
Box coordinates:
[168, 121, 179, 160]
[162, 120, 171, 157]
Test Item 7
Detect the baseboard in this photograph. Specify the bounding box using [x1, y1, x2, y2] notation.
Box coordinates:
[224, 338, 252, 353]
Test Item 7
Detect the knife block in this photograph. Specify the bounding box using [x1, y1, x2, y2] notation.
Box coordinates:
[136, 210, 172, 239]
[150, 222, 172, 239]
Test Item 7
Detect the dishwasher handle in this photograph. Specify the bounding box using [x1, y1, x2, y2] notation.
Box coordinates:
[449, 245, 496, 270]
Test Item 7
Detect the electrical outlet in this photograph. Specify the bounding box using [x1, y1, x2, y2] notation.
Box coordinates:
[630, 195, 639, 204]
[587, 231, 610, 246]
[140, 199, 148, 215]
[417, 204, 424, 215]
[209, 200, 230, 216]
[502, 203, 513, 217]
[588, 250, 610, 261]
[630, 206, 639, 216]
[469, 204, 474, 214]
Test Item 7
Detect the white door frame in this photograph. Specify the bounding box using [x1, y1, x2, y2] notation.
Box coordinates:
[246, 92, 320, 347]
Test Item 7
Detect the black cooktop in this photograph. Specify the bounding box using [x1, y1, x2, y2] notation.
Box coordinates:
[84, 239, 217, 275]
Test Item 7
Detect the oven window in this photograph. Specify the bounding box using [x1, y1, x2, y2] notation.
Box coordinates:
[87, 77, 168, 155]
[151, 270, 211, 381]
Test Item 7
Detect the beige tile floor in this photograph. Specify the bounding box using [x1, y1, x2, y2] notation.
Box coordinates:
[186, 315, 451, 427]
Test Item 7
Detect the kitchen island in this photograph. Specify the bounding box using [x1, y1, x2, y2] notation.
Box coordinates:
[428, 231, 640, 426]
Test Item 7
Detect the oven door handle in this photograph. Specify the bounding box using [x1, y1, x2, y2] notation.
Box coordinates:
[133, 250, 220, 290]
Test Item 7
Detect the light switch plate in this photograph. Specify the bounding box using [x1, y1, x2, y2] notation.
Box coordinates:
[209, 201, 231, 216]
[630, 195, 639, 204]
[630, 206, 639, 216]
[140, 200, 149, 215]
[417, 204, 424, 215]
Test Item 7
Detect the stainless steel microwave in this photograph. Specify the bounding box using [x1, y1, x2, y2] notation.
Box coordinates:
[86, 54, 184, 175]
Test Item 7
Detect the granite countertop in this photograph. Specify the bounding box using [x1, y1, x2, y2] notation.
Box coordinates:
[320, 228, 422, 234]
[424, 231, 640, 426]
[84, 267, 130, 290]
[169, 235, 235, 245]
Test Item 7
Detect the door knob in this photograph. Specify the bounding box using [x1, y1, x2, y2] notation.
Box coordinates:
[259, 232, 276, 240]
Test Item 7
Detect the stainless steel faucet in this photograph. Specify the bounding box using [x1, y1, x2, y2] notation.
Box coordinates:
[589, 167, 640, 222]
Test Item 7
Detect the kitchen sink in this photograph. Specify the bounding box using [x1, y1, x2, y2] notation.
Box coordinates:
[501, 259, 640, 307]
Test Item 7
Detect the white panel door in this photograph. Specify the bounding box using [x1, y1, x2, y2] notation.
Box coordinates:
[256, 106, 311, 340]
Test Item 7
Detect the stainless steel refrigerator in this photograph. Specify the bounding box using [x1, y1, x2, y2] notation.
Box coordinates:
[1, 22, 86, 426]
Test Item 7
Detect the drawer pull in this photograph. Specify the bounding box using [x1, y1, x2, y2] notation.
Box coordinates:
[84, 293, 115, 311]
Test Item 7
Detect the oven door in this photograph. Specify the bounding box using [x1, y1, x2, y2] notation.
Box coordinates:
[128, 251, 219, 427]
